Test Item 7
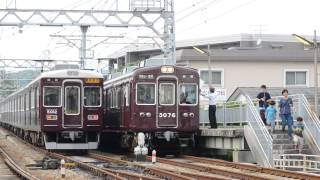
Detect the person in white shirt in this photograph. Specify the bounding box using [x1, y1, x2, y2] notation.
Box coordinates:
[201, 87, 218, 128]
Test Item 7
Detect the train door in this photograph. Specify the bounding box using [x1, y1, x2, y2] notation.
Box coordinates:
[63, 80, 82, 128]
[157, 77, 178, 127]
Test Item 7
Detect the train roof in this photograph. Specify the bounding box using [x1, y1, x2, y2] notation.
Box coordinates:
[3, 69, 103, 101]
[103, 65, 198, 87]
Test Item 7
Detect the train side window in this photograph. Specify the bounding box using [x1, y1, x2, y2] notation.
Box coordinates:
[107, 90, 112, 109]
[159, 83, 175, 105]
[179, 84, 198, 105]
[43, 86, 61, 107]
[31, 89, 35, 109]
[136, 83, 155, 105]
[125, 84, 130, 107]
[84, 87, 101, 107]
[26, 91, 29, 111]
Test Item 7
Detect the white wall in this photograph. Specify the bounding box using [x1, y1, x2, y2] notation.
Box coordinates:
[190, 61, 317, 98]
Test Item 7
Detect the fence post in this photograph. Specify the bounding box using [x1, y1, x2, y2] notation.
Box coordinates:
[303, 155, 306, 172]
[223, 103, 226, 127]
[240, 101, 243, 126]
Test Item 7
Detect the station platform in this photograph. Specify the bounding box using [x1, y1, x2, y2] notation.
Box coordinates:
[196, 127, 255, 164]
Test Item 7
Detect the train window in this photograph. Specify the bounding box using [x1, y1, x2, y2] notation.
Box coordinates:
[43, 86, 61, 107]
[107, 90, 112, 109]
[159, 83, 175, 105]
[179, 84, 197, 105]
[65, 86, 80, 115]
[31, 90, 35, 108]
[136, 83, 155, 105]
[84, 87, 101, 107]
[125, 84, 130, 106]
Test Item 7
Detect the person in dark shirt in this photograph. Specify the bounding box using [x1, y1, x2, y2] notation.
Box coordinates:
[256, 85, 271, 125]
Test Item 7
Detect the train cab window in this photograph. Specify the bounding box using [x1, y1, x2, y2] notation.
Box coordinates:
[43, 87, 61, 107]
[136, 83, 155, 105]
[65, 86, 80, 115]
[159, 83, 175, 105]
[84, 87, 101, 107]
[179, 84, 197, 105]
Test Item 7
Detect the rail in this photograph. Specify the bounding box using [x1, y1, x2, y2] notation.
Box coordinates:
[274, 154, 320, 173]
[0, 147, 40, 180]
[244, 95, 273, 167]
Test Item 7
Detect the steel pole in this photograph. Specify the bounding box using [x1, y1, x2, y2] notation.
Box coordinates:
[208, 44, 212, 88]
[314, 30, 318, 115]
[80, 26, 88, 69]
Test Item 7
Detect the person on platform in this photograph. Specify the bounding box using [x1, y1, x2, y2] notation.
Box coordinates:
[266, 100, 277, 134]
[293, 117, 304, 153]
[201, 87, 218, 129]
[279, 89, 294, 139]
[256, 85, 272, 124]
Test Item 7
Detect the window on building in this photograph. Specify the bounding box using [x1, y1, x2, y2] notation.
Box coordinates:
[200, 70, 222, 85]
[285, 71, 307, 86]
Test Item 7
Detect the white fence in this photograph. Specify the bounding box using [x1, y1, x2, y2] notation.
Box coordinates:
[274, 154, 320, 173]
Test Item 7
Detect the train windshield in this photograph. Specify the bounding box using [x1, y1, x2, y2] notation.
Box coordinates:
[159, 83, 175, 105]
[43, 87, 61, 106]
[180, 84, 197, 105]
[65, 86, 80, 115]
[136, 84, 155, 105]
[84, 87, 101, 107]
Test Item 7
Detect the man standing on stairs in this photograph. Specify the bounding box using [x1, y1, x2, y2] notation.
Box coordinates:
[256, 85, 271, 125]
[279, 89, 294, 139]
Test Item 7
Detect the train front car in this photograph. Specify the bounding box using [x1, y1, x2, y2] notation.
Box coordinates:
[41, 69, 103, 150]
[103, 65, 199, 154]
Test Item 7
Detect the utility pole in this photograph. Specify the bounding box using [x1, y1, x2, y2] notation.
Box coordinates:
[80, 26, 88, 69]
[208, 44, 212, 87]
[314, 30, 318, 115]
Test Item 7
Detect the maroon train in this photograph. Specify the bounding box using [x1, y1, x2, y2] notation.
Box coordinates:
[102, 65, 199, 153]
[0, 69, 103, 150]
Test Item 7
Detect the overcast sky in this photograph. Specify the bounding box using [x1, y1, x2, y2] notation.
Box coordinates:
[0, 0, 319, 63]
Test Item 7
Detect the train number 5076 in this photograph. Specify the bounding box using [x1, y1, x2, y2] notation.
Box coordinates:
[158, 113, 176, 118]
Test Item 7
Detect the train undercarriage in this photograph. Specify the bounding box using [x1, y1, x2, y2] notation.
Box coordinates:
[101, 130, 195, 156]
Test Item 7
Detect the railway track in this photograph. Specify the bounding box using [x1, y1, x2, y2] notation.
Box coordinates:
[0, 146, 39, 180]
[180, 155, 320, 179]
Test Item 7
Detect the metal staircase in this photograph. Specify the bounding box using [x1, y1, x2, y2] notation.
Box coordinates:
[245, 94, 320, 173]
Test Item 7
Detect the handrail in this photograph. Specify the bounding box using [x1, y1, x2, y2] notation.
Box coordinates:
[244, 95, 273, 167]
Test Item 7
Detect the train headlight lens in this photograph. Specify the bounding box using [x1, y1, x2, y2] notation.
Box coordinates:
[88, 115, 99, 120]
[189, 113, 195, 118]
[161, 66, 174, 73]
[182, 113, 188, 117]
[146, 112, 151, 117]
[46, 115, 57, 121]
[140, 112, 145, 117]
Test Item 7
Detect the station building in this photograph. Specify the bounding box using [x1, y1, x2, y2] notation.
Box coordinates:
[107, 34, 317, 101]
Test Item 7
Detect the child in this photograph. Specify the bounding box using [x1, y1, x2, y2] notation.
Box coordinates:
[293, 117, 304, 153]
[265, 101, 277, 134]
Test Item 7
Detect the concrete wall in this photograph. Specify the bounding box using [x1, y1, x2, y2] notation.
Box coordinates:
[190, 60, 318, 98]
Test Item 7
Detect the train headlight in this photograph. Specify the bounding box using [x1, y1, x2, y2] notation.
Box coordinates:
[88, 115, 98, 120]
[182, 113, 188, 117]
[146, 112, 151, 117]
[189, 113, 195, 118]
[46, 115, 57, 121]
[140, 112, 145, 117]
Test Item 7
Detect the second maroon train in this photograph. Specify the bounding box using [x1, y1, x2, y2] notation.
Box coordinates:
[0, 64, 199, 154]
